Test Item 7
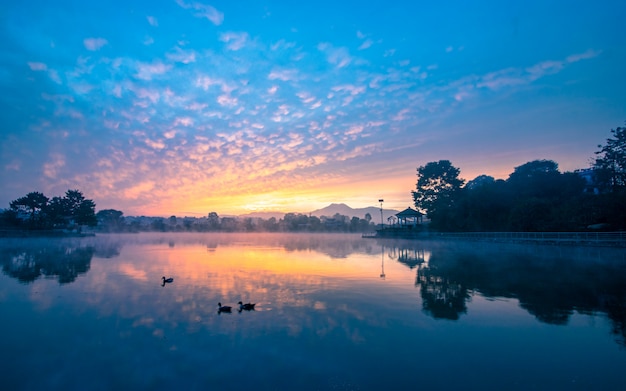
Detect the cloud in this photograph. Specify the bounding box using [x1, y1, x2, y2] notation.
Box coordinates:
[124, 181, 155, 199]
[318, 43, 352, 68]
[133, 87, 160, 103]
[186, 102, 208, 111]
[48, 70, 62, 84]
[146, 16, 158, 27]
[331, 84, 366, 95]
[135, 61, 172, 80]
[28, 62, 47, 71]
[146, 138, 166, 150]
[473, 50, 599, 91]
[173, 117, 193, 127]
[176, 0, 224, 25]
[28, 62, 61, 83]
[83, 37, 108, 51]
[43, 153, 66, 179]
[217, 94, 238, 107]
[270, 39, 296, 51]
[358, 39, 373, 50]
[566, 49, 601, 63]
[196, 76, 235, 94]
[166, 47, 197, 63]
[219, 32, 249, 51]
[268, 68, 299, 82]
[526, 60, 564, 81]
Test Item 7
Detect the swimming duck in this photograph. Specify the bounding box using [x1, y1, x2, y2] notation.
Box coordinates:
[238, 301, 256, 311]
[162, 276, 174, 283]
[218, 302, 232, 312]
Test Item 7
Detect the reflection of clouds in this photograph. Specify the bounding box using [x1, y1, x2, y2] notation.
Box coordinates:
[118, 264, 148, 281]
[9, 233, 403, 347]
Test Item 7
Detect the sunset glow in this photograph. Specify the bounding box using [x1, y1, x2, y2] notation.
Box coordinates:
[1, 1, 624, 216]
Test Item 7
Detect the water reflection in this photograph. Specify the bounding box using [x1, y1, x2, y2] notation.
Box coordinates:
[0, 241, 93, 284]
[0, 237, 123, 284]
[382, 239, 626, 345]
[1, 233, 625, 390]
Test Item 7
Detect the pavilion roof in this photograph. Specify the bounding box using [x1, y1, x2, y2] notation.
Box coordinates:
[395, 207, 423, 217]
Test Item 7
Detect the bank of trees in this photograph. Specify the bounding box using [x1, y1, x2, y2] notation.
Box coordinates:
[1, 190, 97, 231]
[412, 123, 626, 232]
[95, 210, 375, 233]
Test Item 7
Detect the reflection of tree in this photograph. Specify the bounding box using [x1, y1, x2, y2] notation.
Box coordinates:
[395, 242, 626, 346]
[417, 267, 469, 320]
[603, 296, 626, 347]
[0, 243, 94, 284]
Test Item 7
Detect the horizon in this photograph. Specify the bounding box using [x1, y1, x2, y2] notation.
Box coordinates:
[1, 1, 624, 216]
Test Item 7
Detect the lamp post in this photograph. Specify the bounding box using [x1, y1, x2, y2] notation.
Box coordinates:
[378, 199, 384, 228]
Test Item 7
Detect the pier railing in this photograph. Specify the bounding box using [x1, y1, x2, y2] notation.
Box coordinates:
[429, 231, 626, 246]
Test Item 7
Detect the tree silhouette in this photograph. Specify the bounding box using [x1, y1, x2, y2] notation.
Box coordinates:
[594, 124, 626, 192]
[9, 192, 49, 228]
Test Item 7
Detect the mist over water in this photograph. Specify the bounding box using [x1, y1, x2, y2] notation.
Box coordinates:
[1, 233, 625, 390]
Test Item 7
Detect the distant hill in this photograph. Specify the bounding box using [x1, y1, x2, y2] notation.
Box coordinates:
[237, 211, 285, 220]
[309, 203, 399, 222]
[237, 203, 401, 222]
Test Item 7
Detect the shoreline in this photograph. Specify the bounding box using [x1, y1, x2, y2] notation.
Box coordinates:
[0, 230, 95, 238]
[365, 230, 626, 248]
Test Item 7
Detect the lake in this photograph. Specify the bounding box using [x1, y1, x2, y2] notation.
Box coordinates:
[1, 233, 625, 390]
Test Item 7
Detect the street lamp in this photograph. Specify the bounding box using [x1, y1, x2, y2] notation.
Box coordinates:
[378, 199, 384, 228]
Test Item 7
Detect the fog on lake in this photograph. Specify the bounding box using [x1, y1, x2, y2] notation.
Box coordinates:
[1, 233, 625, 390]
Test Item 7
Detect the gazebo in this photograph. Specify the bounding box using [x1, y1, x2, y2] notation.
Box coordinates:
[395, 207, 423, 227]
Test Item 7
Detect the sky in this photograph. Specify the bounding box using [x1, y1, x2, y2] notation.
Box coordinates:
[1, 0, 625, 217]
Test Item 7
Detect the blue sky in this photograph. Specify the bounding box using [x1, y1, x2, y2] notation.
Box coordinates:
[1, 0, 624, 216]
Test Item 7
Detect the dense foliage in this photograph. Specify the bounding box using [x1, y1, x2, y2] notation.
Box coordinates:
[412, 123, 626, 232]
[94, 210, 375, 233]
[1, 190, 97, 231]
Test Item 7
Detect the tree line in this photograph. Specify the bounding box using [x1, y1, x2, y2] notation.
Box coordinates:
[95, 210, 375, 233]
[412, 123, 626, 232]
[0, 190, 97, 231]
[1, 193, 376, 234]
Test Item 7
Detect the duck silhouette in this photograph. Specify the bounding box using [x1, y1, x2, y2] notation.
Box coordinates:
[238, 301, 256, 311]
[161, 276, 174, 286]
[218, 302, 232, 313]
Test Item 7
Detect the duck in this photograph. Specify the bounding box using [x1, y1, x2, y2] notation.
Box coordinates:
[218, 302, 232, 312]
[238, 301, 256, 311]
[162, 276, 174, 283]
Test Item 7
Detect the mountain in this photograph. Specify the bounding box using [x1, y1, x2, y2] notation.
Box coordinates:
[309, 203, 399, 222]
[237, 203, 402, 222]
[237, 211, 285, 220]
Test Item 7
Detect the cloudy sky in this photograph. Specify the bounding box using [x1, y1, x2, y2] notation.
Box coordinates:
[1, 0, 624, 216]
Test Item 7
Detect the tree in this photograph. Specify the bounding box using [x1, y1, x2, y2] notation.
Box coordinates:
[46, 196, 69, 227]
[74, 198, 97, 227]
[62, 190, 96, 228]
[594, 124, 626, 192]
[96, 209, 125, 232]
[507, 160, 562, 198]
[465, 175, 495, 190]
[207, 212, 220, 230]
[10, 192, 49, 228]
[412, 160, 464, 217]
[0, 209, 20, 228]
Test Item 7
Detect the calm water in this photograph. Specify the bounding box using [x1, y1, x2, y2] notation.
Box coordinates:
[1, 233, 625, 390]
